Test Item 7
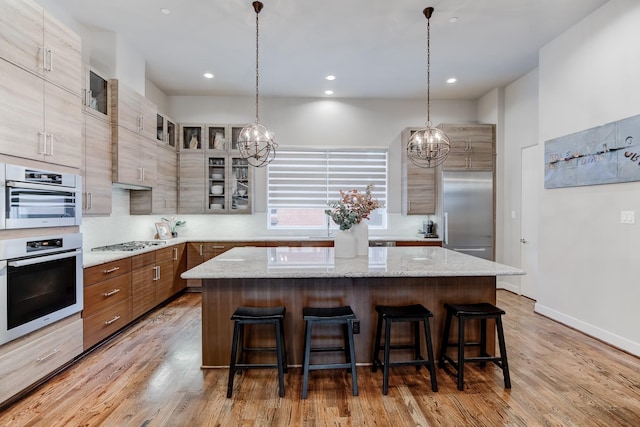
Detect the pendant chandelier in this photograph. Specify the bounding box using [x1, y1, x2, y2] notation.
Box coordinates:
[406, 6, 450, 168]
[238, 1, 277, 167]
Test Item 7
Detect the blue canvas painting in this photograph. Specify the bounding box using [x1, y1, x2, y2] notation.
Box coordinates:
[544, 114, 640, 188]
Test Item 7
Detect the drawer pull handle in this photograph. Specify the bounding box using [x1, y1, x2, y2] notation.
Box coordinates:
[104, 315, 121, 326]
[103, 288, 121, 297]
[36, 348, 61, 363]
[103, 266, 120, 274]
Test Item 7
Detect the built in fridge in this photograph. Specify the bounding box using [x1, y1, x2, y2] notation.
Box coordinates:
[442, 171, 494, 260]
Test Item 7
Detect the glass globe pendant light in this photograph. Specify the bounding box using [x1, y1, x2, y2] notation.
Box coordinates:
[238, 1, 278, 167]
[407, 6, 450, 168]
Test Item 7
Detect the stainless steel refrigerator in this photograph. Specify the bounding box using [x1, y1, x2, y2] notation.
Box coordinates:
[442, 171, 494, 260]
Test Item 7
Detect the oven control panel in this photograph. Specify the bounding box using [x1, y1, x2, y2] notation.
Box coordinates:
[26, 238, 64, 253]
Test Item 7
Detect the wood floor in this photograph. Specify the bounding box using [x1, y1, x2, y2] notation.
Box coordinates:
[1, 290, 639, 426]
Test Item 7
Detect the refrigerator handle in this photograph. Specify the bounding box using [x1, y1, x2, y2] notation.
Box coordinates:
[443, 212, 448, 245]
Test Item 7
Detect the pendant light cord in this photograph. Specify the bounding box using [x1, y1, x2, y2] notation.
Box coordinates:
[255, 8, 260, 124]
[426, 13, 431, 126]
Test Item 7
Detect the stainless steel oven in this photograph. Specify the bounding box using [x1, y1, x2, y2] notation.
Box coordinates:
[0, 233, 83, 345]
[0, 163, 82, 229]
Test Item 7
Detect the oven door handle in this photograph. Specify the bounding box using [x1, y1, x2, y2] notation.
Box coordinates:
[5, 180, 75, 192]
[7, 249, 81, 267]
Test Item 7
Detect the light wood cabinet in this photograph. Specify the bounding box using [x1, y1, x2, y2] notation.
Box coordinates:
[179, 124, 205, 151]
[438, 124, 495, 171]
[82, 258, 132, 349]
[82, 113, 112, 215]
[0, 58, 82, 168]
[207, 155, 252, 213]
[129, 145, 177, 215]
[111, 79, 156, 139]
[178, 151, 206, 214]
[0, 0, 81, 95]
[0, 314, 82, 406]
[157, 112, 177, 148]
[112, 125, 158, 188]
[401, 127, 437, 215]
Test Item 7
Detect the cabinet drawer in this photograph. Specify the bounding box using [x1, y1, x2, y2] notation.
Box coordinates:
[155, 246, 174, 262]
[83, 298, 133, 350]
[84, 258, 131, 286]
[0, 317, 83, 404]
[83, 274, 131, 317]
[131, 251, 156, 270]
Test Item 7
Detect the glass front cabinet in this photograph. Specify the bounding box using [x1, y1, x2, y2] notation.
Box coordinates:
[83, 67, 109, 118]
[207, 155, 251, 213]
[157, 113, 176, 148]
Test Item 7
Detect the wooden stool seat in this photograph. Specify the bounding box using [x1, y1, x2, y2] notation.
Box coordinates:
[438, 302, 511, 391]
[372, 304, 438, 394]
[227, 305, 287, 398]
[302, 306, 358, 399]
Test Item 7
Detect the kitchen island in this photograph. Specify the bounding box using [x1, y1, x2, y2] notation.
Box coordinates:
[182, 246, 524, 367]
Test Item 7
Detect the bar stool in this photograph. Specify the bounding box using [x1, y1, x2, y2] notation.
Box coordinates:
[372, 304, 438, 394]
[438, 302, 511, 391]
[301, 306, 358, 399]
[227, 306, 287, 398]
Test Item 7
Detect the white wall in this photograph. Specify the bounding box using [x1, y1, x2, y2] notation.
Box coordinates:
[536, 0, 640, 355]
[500, 70, 539, 294]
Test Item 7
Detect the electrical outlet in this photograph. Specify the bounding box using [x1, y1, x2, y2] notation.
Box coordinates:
[621, 211, 635, 224]
[352, 320, 360, 334]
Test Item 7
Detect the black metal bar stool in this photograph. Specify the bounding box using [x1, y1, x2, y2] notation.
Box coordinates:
[227, 306, 287, 398]
[438, 302, 511, 391]
[301, 306, 358, 399]
[371, 304, 438, 394]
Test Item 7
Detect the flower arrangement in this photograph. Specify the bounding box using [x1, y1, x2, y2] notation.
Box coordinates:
[324, 184, 381, 230]
[162, 217, 186, 234]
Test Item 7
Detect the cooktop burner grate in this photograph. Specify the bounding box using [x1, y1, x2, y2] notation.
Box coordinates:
[92, 241, 167, 252]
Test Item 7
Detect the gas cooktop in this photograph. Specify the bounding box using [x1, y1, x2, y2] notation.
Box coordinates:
[91, 241, 167, 252]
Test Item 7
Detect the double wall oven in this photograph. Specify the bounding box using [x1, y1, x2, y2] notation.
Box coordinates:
[0, 233, 83, 345]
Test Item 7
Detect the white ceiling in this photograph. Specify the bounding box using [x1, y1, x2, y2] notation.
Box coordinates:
[50, 0, 608, 100]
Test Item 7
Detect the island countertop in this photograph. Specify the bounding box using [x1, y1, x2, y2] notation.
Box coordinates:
[181, 246, 524, 279]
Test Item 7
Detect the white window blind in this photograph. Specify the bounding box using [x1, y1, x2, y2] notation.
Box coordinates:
[267, 149, 387, 229]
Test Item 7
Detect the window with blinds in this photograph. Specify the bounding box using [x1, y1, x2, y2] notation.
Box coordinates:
[267, 149, 388, 229]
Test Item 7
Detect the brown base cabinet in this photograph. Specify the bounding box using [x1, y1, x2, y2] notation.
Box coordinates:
[83, 244, 188, 350]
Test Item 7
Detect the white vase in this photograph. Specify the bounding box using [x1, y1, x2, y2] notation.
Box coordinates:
[334, 229, 357, 258]
[352, 221, 369, 256]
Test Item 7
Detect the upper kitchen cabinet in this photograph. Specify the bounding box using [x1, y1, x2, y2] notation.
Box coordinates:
[206, 125, 228, 151]
[0, 0, 81, 95]
[401, 128, 437, 215]
[438, 124, 495, 171]
[111, 79, 157, 141]
[207, 155, 252, 213]
[179, 124, 204, 152]
[0, 59, 82, 168]
[157, 112, 176, 149]
[82, 66, 109, 119]
[112, 125, 157, 188]
[82, 112, 112, 215]
[178, 151, 206, 214]
[130, 144, 177, 215]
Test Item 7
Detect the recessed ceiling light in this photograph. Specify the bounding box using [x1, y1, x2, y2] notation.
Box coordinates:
[160, 8, 170, 15]
[325, 75, 336, 81]
[204, 73, 214, 79]
[446, 77, 457, 84]
[324, 90, 334, 95]
[449, 17, 458, 23]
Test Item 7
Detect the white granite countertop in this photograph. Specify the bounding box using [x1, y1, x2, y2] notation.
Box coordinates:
[82, 236, 441, 268]
[181, 246, 525, 279]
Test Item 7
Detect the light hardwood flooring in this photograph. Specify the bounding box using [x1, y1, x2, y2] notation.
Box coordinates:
[1, 290, 639, 426]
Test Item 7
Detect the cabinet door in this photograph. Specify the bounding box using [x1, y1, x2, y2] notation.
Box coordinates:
[139, 137, 157, 186]
[0, 59, 44, 161]
[139, 96, 157, 141]
[83, 67, 110, 118]
[155, 257, 174, 304]
[0, 0, 44, 75]
[43, 10, 81, 94]
[112, 80, 139, 134]
[172, 244, 187, 293]
[44, 81, 82, 168]
[186, 242, 205, 288]
[132, 262, 156, 319]
[405, 162, 436, 214]
[162, 148, 178, 213]
[178, 152, 206, 213]
[83, 114, 112, 215]
[113, 126, 140, 185]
